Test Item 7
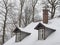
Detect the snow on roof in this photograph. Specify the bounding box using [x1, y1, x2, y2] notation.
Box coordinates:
[3, 22, 38, 45]
[13, 27, 31, 35]
[4, 29, 38, 45]
[33, 18, 60, 45]
[23, 22, 39, 33]
[41, 18, 60, 30]
[25, 22, 39, 29]
[4, 18, 60, 45]
[4, 36, 16, 45]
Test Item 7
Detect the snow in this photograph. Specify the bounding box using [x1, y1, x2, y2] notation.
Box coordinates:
[4, 18, 60, 45]
[33, 18, 60, 45]
[4, 36, 16, 45]
[3, 22, 38, 45]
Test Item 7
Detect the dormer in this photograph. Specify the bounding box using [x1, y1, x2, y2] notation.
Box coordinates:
[34, 23, 55, 40]
[13, 27, 31, 42]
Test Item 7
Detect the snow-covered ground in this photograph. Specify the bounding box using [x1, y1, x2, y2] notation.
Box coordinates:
[4, 17, 60, 45]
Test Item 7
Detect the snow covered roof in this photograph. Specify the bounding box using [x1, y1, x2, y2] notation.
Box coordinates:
[13, 27, 31, 42]
[4, 18, 60, 45]
[13, 27, 31, 34]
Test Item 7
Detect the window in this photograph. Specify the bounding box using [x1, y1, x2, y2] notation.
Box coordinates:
[16, 33, 20, 42]
[38, 29, 45, 40]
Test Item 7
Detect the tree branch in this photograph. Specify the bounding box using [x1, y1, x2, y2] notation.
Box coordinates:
[48, 0, 52, 5]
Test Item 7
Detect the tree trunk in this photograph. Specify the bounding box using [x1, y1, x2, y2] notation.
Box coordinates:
[32, 7, 35, 22]
[2, 7, 8, 44]
[25, 14, 28, 26]
[51, 6, 55, 19]
[19, 5, 22, 27]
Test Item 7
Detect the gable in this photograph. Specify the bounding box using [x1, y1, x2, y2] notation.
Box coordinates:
[34, 23, 45, 30]
[13, 27, 31, 42]
[13, 27, 21, 33]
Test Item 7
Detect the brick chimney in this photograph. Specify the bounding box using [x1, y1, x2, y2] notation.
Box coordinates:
[43, 8, 48, 24]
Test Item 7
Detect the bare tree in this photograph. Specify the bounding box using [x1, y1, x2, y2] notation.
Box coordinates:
[42, 0, 60, 19]
[2, 0, 8, 43]
[6, 0, 18, 38]
[0, 0, 18, 44]
[32, 0, 38, 22]
[24, 6, 32, 27]
[19, 0, 25, 27]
